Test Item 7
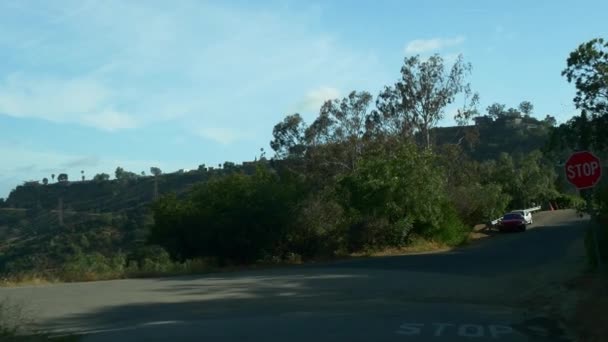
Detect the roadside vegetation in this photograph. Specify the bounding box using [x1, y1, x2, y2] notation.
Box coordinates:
[0, 38, 605, 287]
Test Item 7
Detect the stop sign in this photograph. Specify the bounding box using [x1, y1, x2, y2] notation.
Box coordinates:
[565, 151, 602, 189]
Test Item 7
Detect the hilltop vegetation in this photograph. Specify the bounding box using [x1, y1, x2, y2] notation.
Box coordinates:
[2, 38, 607, 282]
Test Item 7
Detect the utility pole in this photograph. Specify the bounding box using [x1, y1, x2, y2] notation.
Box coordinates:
[153, 176, 159, 200]
[58, 197, 64, 226]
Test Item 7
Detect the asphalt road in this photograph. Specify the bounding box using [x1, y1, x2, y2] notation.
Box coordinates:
[0, 210, 587, 342]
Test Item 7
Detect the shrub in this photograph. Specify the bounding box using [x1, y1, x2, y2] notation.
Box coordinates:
[150, 166, 306, 264]
[287, 190, 346, 259]
[60, 252, 123, 281]
[554, 193, 586, 210]
[336, 144, 448, 251]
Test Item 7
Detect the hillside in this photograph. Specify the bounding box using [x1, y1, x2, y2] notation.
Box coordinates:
[1, 162, 263, 211]
[0, 116, 558, 279]
[431, 114, 553, 161]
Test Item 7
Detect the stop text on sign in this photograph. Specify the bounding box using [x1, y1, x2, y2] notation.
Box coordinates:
[567, 161, 600, 179]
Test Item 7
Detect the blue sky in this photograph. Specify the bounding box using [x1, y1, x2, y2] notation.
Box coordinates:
[1, 0, 607, 197]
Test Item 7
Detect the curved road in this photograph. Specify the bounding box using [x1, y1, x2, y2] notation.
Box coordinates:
[1, 210, 587, 341]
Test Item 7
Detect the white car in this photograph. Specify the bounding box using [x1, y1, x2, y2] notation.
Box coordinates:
[509, 210, 533, 225]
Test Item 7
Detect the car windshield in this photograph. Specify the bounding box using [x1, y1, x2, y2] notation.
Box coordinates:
[503, 213, 524, 220]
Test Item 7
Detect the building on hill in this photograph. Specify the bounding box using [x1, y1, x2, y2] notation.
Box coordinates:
[474, 116, 493, 126]
[23, 181, 40, 186]
[505, 117, 523, 127]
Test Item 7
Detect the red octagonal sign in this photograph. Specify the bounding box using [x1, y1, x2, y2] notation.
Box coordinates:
[565, 151, 602, 189]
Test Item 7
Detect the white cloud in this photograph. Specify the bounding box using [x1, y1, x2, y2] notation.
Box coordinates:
[297, 86, 341, 112]
[404, 36, 465, 54]
[82, 109, 137, 131]
[197, 127, 243, 145]
[0, 1, 381, 134]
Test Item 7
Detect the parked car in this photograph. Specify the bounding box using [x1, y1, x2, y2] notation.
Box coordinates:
[509, 210, 533, 225]
[498, 213, 527, 232]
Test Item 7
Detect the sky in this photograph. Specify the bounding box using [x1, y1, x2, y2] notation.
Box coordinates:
[0, 0, 607, 197]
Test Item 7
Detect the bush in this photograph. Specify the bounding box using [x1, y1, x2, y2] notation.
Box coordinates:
[435, 203, 471, 246]
[60, 252, 125, 281]
[345, 215, 414, 252]
[336, 144, 450, 251]
[449, 183, 510, 226]
[127, 245, 172, 269]
[287, 190, 346, 258]
[149, 166, 306, 264]
[554, 193, 586, 210]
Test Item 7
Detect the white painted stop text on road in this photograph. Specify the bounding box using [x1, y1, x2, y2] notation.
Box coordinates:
[396, 323, 514, 338]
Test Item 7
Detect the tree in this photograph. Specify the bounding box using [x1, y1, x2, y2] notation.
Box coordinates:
[223, 162, 236, 170]
[51, 174, 55, 182]
[81, 170, 85, 181]
[486, 103, 506, 119]
[115, 166, 138, 181]
[543, 115, 557, 127]
[454, 88, 480, 126]
[57, 173, 68, 182]
[505, 107, 521, 118]
[42, 177, 48, 185]
[198, 164, 206, 172]
[93, 173, 110, 182]
[141, 171, 146, 176]
[562, 38, 608, 115]
[270, 113, 307, 159]
[306, 91, 374, 171]
[115, 167, 125, 180]
[150, 167, 162, 177]
[379, 54, 474, 148]
[518, 101, 534, 117]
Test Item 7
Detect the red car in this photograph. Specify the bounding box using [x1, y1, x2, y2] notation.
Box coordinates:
[498, 213, 527, 232]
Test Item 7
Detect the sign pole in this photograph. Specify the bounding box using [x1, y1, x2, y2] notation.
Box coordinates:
[582, 188, 603, 271]
[565, 150, 603, 273]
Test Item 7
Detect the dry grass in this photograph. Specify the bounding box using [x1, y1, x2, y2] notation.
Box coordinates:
[350, 238, 452, 257]
[0, 274, 58, 288]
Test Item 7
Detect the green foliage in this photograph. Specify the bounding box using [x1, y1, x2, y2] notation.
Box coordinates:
[93, 173, 110, 182]
[374, 54, 475, 147]
[562, 38, 608, 115]
[287, 190, 346, 258]
[554, 193, 586, 210]
[61, 252, 125, 281]
[336, 143, 466, 249]
[480, 150, 558, 209]
[150, 167, 162, 177]
[450, 183, 511, 226]
[518, 101, 534, 116]
[270, 113, 307, 159]
[150, 166, 305, 264]
[126, 245, 172, 269]
[115, 167, 139, 182]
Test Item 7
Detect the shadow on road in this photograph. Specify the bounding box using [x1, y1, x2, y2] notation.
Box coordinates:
[33, 216, 584, 341]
